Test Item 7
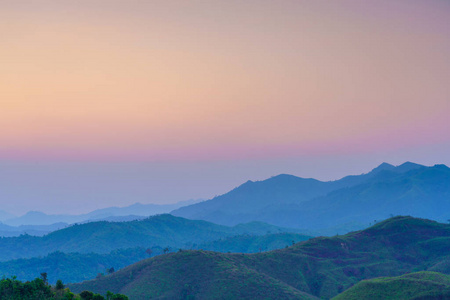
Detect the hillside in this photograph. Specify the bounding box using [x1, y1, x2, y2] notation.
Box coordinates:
[333, 271, 450, 300]
[0, 214, 302, 261]
[197, 232, 311, 253]
[173, 163, 450, 233]
[0, 248, 149, 284]
[0, 233, 312, 284]
[70, 216, 450, 299]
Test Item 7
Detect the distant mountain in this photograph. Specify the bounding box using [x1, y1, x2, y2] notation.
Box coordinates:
[69, 216, 450, 299]
[0, 210, 15, 222]
[0, 214, 302, 261]
[172, 162, 450, 232]
[3, 199, 203, 226]
[289, 164, 450, 230]
[0, 222, 68, 237]
[333, 271, 450, 300]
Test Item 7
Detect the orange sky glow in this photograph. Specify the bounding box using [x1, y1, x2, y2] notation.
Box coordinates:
[0, 1, 449, 214]
[1, 0, 448, 162]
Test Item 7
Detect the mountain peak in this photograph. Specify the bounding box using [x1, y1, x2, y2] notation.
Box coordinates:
[396, 161, 424, 172]
[371, 162, 395, 173]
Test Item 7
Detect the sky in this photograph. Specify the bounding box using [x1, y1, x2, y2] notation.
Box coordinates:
[1, 0, 449, 215]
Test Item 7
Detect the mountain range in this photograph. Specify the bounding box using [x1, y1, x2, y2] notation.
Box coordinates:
[0, 214, 305, 261]
[172, 162, 450, 233]
[1, 199, 202, 227]
[69, 216, 450, 299]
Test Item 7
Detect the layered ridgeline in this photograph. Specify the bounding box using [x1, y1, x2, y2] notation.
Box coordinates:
[0, 232, 311, 285]
[333, 272, 450, 300]
[0, 214, 308, 261]
[70, 216, 450, 299]
[172, 162, 450, 233]
[1, 199, 202, 226]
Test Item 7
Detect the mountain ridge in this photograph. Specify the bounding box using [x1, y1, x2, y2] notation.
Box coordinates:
[172, 162, 435, 232]
[69, 216, 450, 299]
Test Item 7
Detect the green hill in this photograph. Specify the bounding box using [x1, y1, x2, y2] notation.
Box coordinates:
[70, 250, 319, 300]
[70, 216, 450, 299]
[0, 214, 301, 261]
[0, 248, 149, 284]
[332, 271, 450, 300]
[197, 232, 310, 253]
[0, 233, 312, 284]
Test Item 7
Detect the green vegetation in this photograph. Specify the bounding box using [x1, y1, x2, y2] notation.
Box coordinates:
[70, 216, 450, 299]
[0, 276, 128, 300]
[70, 251, 318, 300]
[197, 232, 311, 253]
[0, 214, 302, 261]
[0, 248, 149, 284]
[0, 220, 311, 284]
[333, 272, 450, 300]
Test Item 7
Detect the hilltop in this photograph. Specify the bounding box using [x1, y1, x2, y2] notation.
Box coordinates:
[333, 271, 450, 300]
[70, 216, 450, 299]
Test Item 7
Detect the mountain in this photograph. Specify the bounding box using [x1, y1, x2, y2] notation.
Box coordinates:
[172, 163, 450, 232]
[0, 210, 15, 222]
[3, 199, 203, 226]
[0, 232, 312, 285]
[0, 222, 68, 237]
[333, 271, 450, 300]
[69, 216, 450, 299]
[290, 164, 450, 230]
[0, 248, 149, 285]
[196, 232, 311, 253]
[0, 214, 303, 261]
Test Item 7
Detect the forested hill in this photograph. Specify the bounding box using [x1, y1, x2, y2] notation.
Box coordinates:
[0, 214, 301, 261]
[70, 216, 450, 299]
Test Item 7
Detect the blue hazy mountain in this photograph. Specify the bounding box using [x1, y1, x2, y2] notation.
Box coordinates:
[3, 199, 203, 226]
[0, 210, 16, 222]
[172, 162, 449, 232]
[0, 222, 68, 237]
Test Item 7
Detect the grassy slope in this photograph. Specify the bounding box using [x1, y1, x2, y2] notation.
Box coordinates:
[71, 250, 318, 300]
[332, 271, 450, 300]
[70, 216, 450, 299]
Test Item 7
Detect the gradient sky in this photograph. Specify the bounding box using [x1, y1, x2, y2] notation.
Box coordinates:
[1, 1, 449, 215]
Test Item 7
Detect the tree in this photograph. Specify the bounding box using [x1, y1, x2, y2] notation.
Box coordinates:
[55, 279, 65, 290]
[111, 294, 129, 300]
[163, 247, 169, 254]
[106, 291, 114, 300]
[107, 267, 115, 274]
[40, 272, 48, 285]
[80, 290, 94, 300]
[145, 248, 153, 257]
[92, 294, 105, 300]
[106, 291, 129, 300]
